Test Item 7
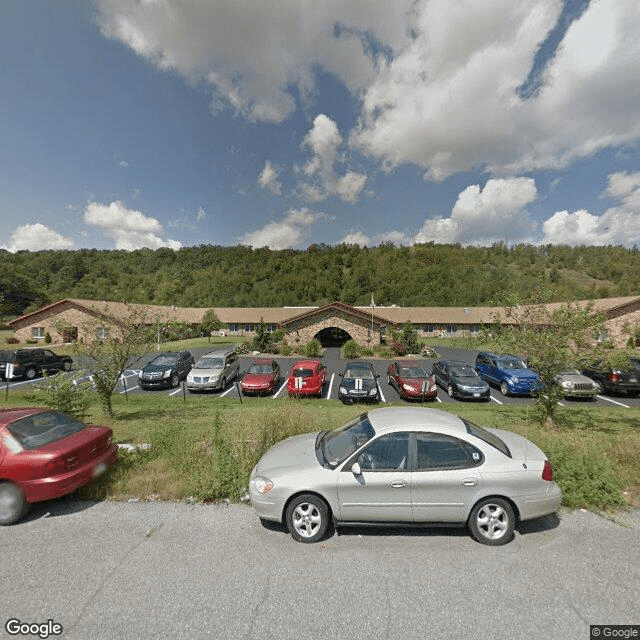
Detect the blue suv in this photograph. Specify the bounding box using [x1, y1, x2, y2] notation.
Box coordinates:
[474, 352, 543, 397]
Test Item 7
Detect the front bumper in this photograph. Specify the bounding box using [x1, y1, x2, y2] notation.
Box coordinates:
[454, 386, 490, 400]
[187, 379, 223, 391]
[339, 390, 380, 404]
[139, 377, 173, 389]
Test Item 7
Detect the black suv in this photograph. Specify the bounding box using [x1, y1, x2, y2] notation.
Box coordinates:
[0, 348, 73, 380]
[138, 350, 194, 390]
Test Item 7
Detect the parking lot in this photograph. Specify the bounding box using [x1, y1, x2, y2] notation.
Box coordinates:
[4, 344, 640, 409]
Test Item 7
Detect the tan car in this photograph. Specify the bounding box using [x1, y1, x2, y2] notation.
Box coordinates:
[250, 407, 561, 546]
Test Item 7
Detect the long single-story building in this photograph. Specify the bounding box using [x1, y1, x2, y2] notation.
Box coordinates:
[7, 296, 640, 348]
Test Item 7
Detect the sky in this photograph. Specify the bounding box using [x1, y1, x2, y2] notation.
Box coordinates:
[2, 0, 640, 252]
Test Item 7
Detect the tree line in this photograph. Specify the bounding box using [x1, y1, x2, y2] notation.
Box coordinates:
[1, 242, 639, 318]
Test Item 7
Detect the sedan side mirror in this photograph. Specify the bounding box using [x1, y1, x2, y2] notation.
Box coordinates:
[351, 462, 362, 476]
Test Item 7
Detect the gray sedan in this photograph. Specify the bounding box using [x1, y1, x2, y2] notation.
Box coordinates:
[249, 407, 561, 546]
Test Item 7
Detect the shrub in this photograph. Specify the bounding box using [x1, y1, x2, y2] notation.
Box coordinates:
[277, 340, 293, 356]
[6, 336, 19, 344]
[421, 345, 438, 358]
[303, 338, 322, 358]
[45, 332, 52, 344]
[342, 339, 360, 359]
[37, 372, 91, 419]
[25, 338, 37, 344]
[391, 340, 407, 356]
[235, 339, 252, 355]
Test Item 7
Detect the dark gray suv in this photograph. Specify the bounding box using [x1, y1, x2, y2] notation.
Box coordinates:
[0, 348, 73, 380]
[138, 350, 194, 390]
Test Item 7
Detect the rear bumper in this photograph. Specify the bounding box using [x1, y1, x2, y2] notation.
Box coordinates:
[20, 444, 119, 504]
[517, 483, 562, 521]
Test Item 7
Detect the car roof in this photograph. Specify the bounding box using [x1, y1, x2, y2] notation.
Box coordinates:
[251, 358, 274, 364]
[367, 407, 468, 435]
[439, 360, 471, 366]
[0, 407, 48, 424]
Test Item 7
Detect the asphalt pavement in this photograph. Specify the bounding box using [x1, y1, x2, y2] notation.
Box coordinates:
[1, 499, 638, 640]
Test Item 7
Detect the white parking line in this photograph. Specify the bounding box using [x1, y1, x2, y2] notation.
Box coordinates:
[326, 373, 335, 399]
[597, 395, 630, 408]
[377, 381, 385, 403]
[273, 380, 287, 398]
[489, 394, 503, 405]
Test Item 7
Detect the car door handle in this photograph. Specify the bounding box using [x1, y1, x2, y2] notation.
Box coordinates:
[461, 478, 478, 486]
[390, 480, 407, 488]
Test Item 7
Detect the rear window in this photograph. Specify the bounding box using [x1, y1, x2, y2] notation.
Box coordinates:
[293, 368, 314, 377]
[463, 419, 511, 458]
[7, 411, 85, 450]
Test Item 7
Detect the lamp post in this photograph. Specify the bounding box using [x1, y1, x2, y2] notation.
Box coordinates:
[157, 314, 160, 351]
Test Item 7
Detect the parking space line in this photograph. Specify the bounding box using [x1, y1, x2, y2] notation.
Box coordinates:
[377, 382, 385, 403]
[273, 380, 287, 398]
[597, 395, 630, 408]
[326, 373, 335, 399]
[489, 395, 503, 405]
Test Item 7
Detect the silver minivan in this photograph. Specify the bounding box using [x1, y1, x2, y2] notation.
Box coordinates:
[186, 348, 239, 392]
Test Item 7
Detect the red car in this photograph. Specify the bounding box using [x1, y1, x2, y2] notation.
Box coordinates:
[387, 360, 437, 401]
[287, 360, 327, 398]
[0, 408, 118, 525]
[241, 359, 281, 395]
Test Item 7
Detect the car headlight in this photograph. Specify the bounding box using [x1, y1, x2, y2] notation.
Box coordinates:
[368, 387, 378, 396]
[250, 476, 274, 494]
[162, 370, 171, 379]
[339, 386, 347, 394]
[402, 383, 414, 391]
[560, 380, 573, 388]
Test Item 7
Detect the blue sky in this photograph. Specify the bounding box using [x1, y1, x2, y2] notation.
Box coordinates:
[2, 0, 640, 252]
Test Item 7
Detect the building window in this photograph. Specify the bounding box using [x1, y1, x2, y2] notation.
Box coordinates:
[446, 324, 458, 333]
[228, 324, 239, 333]
[468, 324, 480, 334]
[244, 324, 255, 333]
[31, 327, 45, 339]
[96, 327, 110, 340]
[267, 324, 278, 332]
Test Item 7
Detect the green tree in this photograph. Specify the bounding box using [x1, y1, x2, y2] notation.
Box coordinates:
[200, 309, 222, 341]
[489, 299, 605, 423]
[68, 304, 156, 417]
[252, 317, 272, 353]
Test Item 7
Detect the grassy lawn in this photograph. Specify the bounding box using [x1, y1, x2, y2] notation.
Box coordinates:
[2, 389, 639, 512]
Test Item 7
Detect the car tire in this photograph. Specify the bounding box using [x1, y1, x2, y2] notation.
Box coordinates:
[25, 367, 38, 380]
[171, 374, 180, 387]
[0, 482, 28, 526]
[500, 381, 510, 396]
[447, 384, 454, 398]
[285, 494, 329, 543]
[63, 361, 72, 371]
[220, 377, 227, 390]
[468, 497, 515, 546]
[595, 381, 605, 394]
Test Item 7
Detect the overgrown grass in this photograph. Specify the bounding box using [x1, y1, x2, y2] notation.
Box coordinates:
[2, 390, 639, 511]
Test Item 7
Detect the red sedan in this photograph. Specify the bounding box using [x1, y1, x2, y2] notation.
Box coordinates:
[0, 407, 118, 525]
[241, 359, 281, 395]
[287, 360, 327, 398]
[387, 360, 437, 401]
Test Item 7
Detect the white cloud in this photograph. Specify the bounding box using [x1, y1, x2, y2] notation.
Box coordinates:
[339, 229, 407, 247]
[258, 161, 282, 195]
[541, 171, 640, 246]
[414, 177, 538, 245]
[95, 0, 412, 123]
[238, 207, 326, 249]
[351, 0, 640, 179]
[297, 114, 367, 203]
[2, 223, 74, 252]
[84, 201, 182, 250]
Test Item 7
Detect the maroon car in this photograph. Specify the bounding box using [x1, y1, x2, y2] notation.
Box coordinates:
[0, 408, 118, 525]
[387, 360, 437, 401]
[241, 359, 281, 395]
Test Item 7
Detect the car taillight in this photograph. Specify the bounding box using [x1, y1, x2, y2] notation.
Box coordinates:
[45, 457, 67, 473]
[608, 371, 620, 382]
[542, 460, 553, 481]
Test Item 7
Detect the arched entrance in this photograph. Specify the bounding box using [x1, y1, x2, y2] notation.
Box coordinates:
[315, 327, 353, 347]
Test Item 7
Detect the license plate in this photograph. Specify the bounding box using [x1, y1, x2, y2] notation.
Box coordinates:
[473, 393, 481, 397]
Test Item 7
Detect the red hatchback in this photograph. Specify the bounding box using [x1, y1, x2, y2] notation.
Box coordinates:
[387, 360, 437, 401]
[287, 360, 327, 398]
[241, 359, 281, 395]
[0, 408, 118, 525]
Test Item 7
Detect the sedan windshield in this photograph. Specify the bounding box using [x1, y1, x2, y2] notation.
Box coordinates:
[248, 364, 272, 375]
[8, 412, 85, 449]
[319, 413, 375, 469]
[400, 366, 428, 378]
[451, 365, 477, 377]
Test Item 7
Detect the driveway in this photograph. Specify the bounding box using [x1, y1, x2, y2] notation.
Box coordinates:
[1, 500, 638, 640]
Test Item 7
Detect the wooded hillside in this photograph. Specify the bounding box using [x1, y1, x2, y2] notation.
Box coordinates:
[1, 243, 639, 317]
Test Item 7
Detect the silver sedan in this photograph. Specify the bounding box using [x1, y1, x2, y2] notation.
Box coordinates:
[250, 407, 561, 546]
